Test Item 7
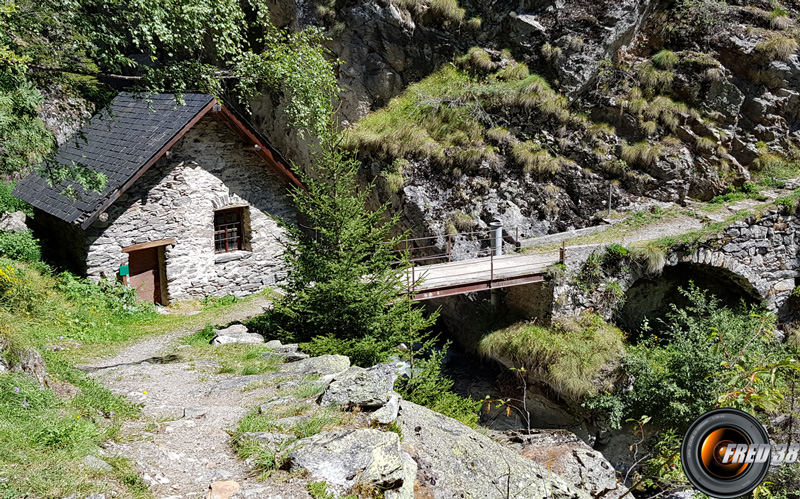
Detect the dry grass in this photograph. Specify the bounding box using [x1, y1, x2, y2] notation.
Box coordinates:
[344, 63, 573, 168]
[496, 62, 530, 81]
[638, 63, 674, 93]
[429, 0, 465, 24]
[486, 126, 513, 144]
[460, 47, 495, 72]
[541, 42, 562, 62]
[467, 16, 482, 29]
[639, 120, 658, 136]
[512, 141, 561, 176]
[478, 314, 625, 404]
[695, 136, 718, 154]
[755, 34, 798, 61]
[451, 211, 474, 232]
[621, 141, 664, 167]
[769, 8, 791, 30]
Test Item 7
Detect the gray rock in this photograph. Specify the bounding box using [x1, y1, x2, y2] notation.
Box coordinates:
[288, 429, 414, 495]
[369, 394, 401, 425]
[282, 351, 310, 362]
[259, 397, 297, 413]
[396, 401, 587, 499]
[320, 363, 398, 409]
[497, 430, 628, 499]
[211, 324, 264, 345]
[13, 348, 45, 384]
[0, 211, 27, 233]
[282, 354, 350, 377]
[183, 406, 209, 419]
[240, 431, 294, 450]
[83, 455, 113, 472]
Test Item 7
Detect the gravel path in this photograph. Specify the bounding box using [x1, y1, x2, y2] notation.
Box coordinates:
[83, 296, 311, 499]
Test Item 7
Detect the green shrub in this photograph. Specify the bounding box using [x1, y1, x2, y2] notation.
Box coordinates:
[0, 230, 40, 262]
[301, 334, 395, 368]
[0, 182, 32, 216]
[0, 261, 41, 312]
[56, 272, 152, 316]
[201, 294, 239, 309]
[395, 346, 481, 427]
[609, 285, 784, 430]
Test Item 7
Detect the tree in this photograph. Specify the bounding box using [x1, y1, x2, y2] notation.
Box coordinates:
[259, 131, 436, 367]
[0, 0, 337, 184]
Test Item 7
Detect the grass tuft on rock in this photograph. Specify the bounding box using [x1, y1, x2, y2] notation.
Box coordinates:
[755, 34, 798, 61]
[478, 314, 625, 404]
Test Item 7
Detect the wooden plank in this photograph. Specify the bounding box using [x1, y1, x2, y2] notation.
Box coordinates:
[122, 238, 177, 253]
[80, 98, 218, 229]
[410, 272, 546, 301]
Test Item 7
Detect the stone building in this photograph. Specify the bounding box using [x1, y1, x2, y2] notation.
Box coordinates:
[14, 93, 303, 304]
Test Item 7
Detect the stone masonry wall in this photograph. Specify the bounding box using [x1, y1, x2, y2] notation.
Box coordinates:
[84, 115, 296, 302]
[550, 208, 800, 322]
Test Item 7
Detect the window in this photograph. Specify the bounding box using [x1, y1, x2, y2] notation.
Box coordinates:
[214, 208, 244, 253]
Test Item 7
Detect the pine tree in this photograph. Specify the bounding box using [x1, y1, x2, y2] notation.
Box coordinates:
[266, 133, 436, 367]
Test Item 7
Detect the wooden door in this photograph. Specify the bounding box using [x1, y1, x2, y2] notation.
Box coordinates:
[128, 247, 162, 304]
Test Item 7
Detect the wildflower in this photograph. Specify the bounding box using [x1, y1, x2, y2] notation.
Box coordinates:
[143, 390, 148, 395]
[22, 400, 29, 407]
[13, 387, 19, 393]
[109, 410, 114, 417]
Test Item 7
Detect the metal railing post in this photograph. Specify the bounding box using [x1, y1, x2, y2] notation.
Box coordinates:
[560, 241, 566, 264]
[447, 234, 452, 262]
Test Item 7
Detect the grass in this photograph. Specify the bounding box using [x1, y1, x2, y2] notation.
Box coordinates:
[755, 34, 798, 61]
[344, 64, 575, 170]
[621, 141, 664, 167]
[460, 47, 495, 72]
[0, 258, 275, 497]
[478, 314, 625, 404]
[752, 153, 800, 186]
[429, 0, 465, 24]
[512, 141, 561, 176]
[638, 62, 674, 93]
[652, 49, 679, 70]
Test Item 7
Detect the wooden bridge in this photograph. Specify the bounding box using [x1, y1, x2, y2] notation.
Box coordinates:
[394, 227, 564, 301]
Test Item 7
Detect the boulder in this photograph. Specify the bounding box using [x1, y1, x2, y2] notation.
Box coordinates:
[206, 481, 240, 499]
[282, 355, 350, 377]
[396, 400, 588, 499]
[370, 394, 401, 425]
[210, 324, 264, 345]
[0, 211, 27, 233]
[497, 430, 629, 499]
[320, 363, 398, 409]
[288, 429, 414, 496]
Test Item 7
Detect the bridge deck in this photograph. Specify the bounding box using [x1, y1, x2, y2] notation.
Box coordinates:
[407, 251, 560, 300]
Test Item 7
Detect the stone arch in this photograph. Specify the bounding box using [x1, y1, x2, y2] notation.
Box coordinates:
[615, 252, 765, 334]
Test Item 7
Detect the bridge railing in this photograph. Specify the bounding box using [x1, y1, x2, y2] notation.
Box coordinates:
[387, 226, 523, 266]
[387, 227, 566, 296]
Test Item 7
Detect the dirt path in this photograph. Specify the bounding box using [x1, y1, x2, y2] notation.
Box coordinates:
[83, 296, 311, 498]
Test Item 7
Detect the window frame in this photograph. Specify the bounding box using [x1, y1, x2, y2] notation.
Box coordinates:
[213, 207, 245, 254]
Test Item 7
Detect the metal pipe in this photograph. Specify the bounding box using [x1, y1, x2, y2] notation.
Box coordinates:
[489, 220, 503, 256]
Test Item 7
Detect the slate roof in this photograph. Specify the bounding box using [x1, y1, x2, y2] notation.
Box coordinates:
[13, 93, 215, 225]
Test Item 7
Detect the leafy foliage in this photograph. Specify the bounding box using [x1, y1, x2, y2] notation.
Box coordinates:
[0, 0, 339, 180]
[593, 284, 791, 430]
[0, 230, 40, 262]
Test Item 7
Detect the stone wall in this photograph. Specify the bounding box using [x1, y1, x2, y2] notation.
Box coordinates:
[551, 208, 800, 322]
[83, 115, 296, 302]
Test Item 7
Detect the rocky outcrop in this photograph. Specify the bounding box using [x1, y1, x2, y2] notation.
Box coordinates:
[0, 211, 28, 233]
[496, 430, 629, 499]
[288, 429, 414, 498]
[396, 400, 589, 499]
[211, 325, 264, 345]
[319, 363, 398, 409]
